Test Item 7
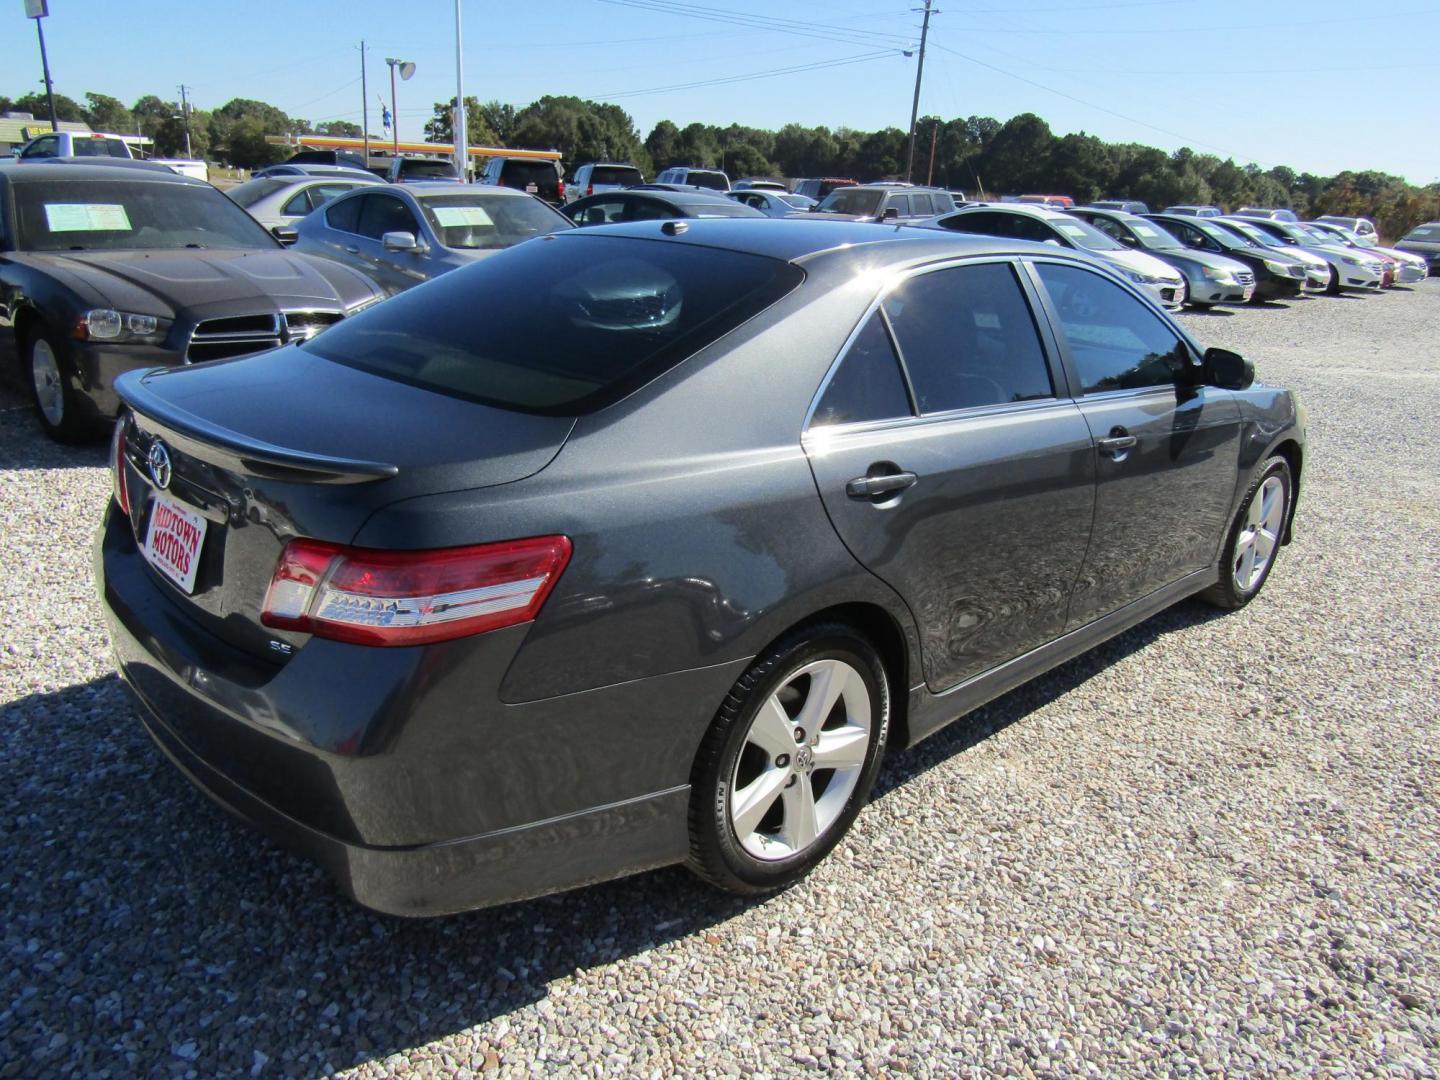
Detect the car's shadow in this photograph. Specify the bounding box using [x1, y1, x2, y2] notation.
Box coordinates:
[1181, 307, 1234, 318]
[0, 379, 110, 470]
[3, 597, 1225, 1074]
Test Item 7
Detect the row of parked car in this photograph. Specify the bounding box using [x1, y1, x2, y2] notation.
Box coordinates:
[2, 154, 1434, 441]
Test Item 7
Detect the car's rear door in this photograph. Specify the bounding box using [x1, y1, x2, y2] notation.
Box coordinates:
[355, 192, 429, 293]
[803, 258, 1096, 691]
[1026, 259, 1241, 627]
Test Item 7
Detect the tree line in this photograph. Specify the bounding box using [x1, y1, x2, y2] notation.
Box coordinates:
[5, 87, 1436, 238]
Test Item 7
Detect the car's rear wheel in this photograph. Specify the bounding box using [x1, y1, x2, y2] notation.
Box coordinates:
[1200, 455, 1292, 610]
[25, 325, 93, 442]
[687, 623, 889, 895]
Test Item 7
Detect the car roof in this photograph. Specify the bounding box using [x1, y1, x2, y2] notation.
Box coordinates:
[553, 217, 1076, 268]
[950, 202, 1066, 220]
[583, 189, 737, 206]
[0, 159, 208, 186]
[405, 182, 532, 197]
[1070, 207, 1142, 221]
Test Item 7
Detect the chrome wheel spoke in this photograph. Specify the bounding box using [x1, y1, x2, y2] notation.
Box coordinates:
[31, 341, 64, 427]
[795, 660, 848, 733]
[732, 767, 788, 838]
[780, 778, 819, 851]
[1232, 475, 1286, 592]
[1252, 527, 1277, 564]
[812, 725, 869, 771]
[747, 696, 794, 758]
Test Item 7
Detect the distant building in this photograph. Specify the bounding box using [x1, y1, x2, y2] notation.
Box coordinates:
[0, 112, 93, 156]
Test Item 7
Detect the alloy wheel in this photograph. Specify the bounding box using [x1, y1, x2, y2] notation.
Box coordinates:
[1233, 475, 1286, 592]
[729, 658, 872, 860]
[31, 338, 65, 428]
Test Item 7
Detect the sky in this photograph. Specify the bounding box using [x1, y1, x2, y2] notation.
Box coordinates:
[3, 0, 1438, 184]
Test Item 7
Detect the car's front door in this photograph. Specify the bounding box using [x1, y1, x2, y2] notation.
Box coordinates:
[804, 259, 1097, 691]
[355, 193, 430, 293]
[1027, 260, 1242, 627]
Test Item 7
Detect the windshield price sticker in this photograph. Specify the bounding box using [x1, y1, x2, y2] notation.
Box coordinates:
[433, 205, 494, 227]
[1056, 224, 1088, 239]
[1133, 224, 1160, 238]
[44, 203, 133, 232]
[143, 495, 208, 594]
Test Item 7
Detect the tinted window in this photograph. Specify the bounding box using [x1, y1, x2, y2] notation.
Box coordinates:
[499, 160, 560, 190]
[626, 199, 675, 222]
[325, 194, 363, 233]
[281, 189, 313, 216]
[305, 234, 804, 415]
[225, 177, 292, 208]
[883, 263, 1053, 413]
[1036, 263, 1190, 394]
[399, 159, 458, 180]
[811, 312, 911, 427]
[910, 193, 934, 215]
[13, 179, 271, 251]
[686, 171, 729, 191]
[590, 165, 643, 187]
[357, 194, 419, 240]
[1404, 225, 1440, 241]
[71, 137, 129, 158]
[570, 198, 627, 225]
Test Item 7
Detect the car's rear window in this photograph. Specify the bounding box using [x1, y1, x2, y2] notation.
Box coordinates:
[500, 161, 559, 188]
[225, 177, 293, 208]
[401, 159, 457, 179]
[590, 165, 643, 187]
[304, 234, 803, 415]
[687, 171, 729, 191]
[71, 137, 130, 158]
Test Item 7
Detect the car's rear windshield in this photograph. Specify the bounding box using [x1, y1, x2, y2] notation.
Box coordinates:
[686, 171, 729, 191]
[14, 179, 273, 251]
[402, 159, 457, 178]
[417, 192, 570, 249]
[71, 137, 129, 158]
[676, 200, 761, 218]
[816, 189, 883, 215]
[225, 177, 293, 208]
[500, 161, 560, 187]
[303, 234, 803, 415]
[590, 165, 643, 187]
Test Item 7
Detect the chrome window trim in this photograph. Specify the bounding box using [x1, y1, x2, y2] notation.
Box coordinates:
[801, 253, 1074, 436]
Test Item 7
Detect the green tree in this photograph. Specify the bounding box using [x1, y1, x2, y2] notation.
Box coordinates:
[208, 98, 296, 167]
[479, 100, 517, 143]
[508, 96, 646, 168]
[83, 92, 133, 134]
[315, 119, 362, 138]
[11, 90, 86, 123]
[645, 120, 682, 170]
[422, 96, 500, 147]
[976, 113, 1054, 193]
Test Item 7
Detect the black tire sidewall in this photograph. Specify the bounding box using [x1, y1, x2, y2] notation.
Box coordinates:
[692, 628, 890, 893]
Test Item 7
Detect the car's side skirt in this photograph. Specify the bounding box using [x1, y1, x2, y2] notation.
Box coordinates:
[903, 567, 1217, 748]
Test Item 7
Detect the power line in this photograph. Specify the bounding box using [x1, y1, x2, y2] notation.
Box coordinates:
[591, 50, 899, 100]
[939, 6, 1439, 33]
[594, 0, 914, 50]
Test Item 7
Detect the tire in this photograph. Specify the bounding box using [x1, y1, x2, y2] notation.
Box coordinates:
[1199, 455, 1292, 611]
[1326, 265, 1342, 296]
[686, 622, 890, 895]
[24, 324, 95, 442]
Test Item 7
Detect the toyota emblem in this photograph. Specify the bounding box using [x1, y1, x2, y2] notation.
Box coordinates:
[146, 440, 172, 490]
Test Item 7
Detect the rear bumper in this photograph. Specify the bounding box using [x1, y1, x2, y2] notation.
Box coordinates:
[96, 505, 743, 914]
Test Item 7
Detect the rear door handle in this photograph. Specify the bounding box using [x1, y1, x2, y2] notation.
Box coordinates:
[846, 471, 918, 499]
[344, 245, 360, 254]
[1097, 430, 1138, 457]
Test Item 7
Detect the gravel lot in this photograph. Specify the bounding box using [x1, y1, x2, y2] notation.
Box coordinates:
[2, 283, 1437, 1078]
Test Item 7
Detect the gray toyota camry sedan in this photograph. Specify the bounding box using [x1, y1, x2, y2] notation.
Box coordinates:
[97, 220, 1306, 916]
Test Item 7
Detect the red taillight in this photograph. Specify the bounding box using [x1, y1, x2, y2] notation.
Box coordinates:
[556, 179, 565, 200]
[110, 420, 131, 516]
[261, 535, 572, 647]
[587, 184, 594, 196]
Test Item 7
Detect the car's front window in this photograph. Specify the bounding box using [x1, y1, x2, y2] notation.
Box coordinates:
[780, 194, 815, 209]
[1404, 225, 1440, 241]
[14, 180, 274, 251]
[419, 193, 570, 249]
[1055, 219, 1124, 251]
[1129, 221, 1183, 250]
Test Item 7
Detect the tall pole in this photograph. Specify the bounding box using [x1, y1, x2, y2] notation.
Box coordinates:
[388, 62, 399, 155]
[927, 121, 938, 186]
[177, 84, 193, 158]
[904, 0, 934, 184]
[454, 0, 467, 180]
[33, 15, 58, 131]
[360, 41, 370, 168]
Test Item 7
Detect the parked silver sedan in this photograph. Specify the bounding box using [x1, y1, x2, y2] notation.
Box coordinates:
[291, 182, 573, 296]
[224, 174, 383, 233]
[725, 189, 817, 217]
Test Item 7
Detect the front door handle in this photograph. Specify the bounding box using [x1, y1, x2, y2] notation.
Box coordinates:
[846, 471, 918, 499]
[1097, 427, 1138, 457]
[344, 245, 360, 254]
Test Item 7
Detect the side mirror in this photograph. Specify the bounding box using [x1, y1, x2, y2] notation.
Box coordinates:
[382, 230, 425, 253]
[882, 207, 900, 221]
[270, 225, 298, 245]
[1203, 347, 1254, 390]
[1118, 233, 1139, 248]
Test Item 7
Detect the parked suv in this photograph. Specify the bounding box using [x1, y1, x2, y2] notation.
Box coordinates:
[567, 162, 642, 203]
[386, 157, 461, 184]
[653, 166, 730, 192]
[14, 130, 132, 160]
[480, 156, 566, 206]
[793, 177, 857, 201]
[812, 185, 957, 223]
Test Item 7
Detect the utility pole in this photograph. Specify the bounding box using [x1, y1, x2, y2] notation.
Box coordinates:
[454, 0, 467, 180]
[25, 1, 59, 131]
[904, 0, 935, 184]
[927, 121, 938, 186]
[360, 41, 370, 168]
[177, 84, 193, 158]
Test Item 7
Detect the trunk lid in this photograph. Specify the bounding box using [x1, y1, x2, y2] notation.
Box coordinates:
[115, 346, 575, 660]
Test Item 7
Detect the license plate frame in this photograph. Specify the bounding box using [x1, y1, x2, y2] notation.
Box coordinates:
[143, 494, 208, 594]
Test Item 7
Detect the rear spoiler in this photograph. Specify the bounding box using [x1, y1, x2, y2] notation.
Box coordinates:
[116, 368, 398, 484]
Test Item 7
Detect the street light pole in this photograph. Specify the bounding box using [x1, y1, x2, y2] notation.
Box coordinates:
[904, 0, 935, 184]
[385, 58, 414, 157]
[177, 84, 193, 158]
[454, 0, 467, 180]
[360, 40, 370, 169]
[25, 1, 59, 131]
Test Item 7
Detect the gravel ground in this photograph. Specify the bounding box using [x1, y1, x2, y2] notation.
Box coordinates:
[1, 283, 1437, 1078]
